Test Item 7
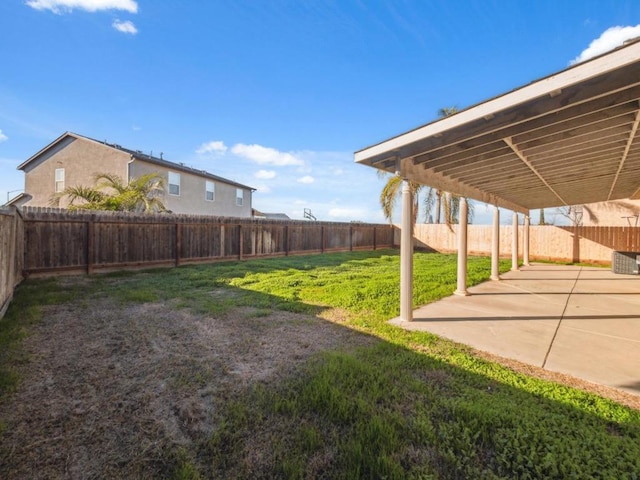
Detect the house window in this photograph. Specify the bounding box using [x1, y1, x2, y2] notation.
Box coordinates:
[205, 181, 215, 201]
[236, 188, 244, 206]
[55, 168, 65, 193]
[168, 172, 180, 196]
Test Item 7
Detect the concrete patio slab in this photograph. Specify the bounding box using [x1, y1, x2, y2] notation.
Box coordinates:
[389, 264, 640, 396]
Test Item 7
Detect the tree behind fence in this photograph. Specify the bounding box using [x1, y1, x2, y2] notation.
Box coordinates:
[21, 208, 394, 275]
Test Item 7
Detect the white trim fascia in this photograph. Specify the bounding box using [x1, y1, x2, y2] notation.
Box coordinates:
[355, 40, 640, 163]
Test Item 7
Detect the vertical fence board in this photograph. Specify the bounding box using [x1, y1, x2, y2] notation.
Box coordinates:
[17, 208, 392, 274]
[0, 208, 24, 319]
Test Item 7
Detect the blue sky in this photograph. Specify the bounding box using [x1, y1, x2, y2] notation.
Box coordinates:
[1, 1, 640, 223]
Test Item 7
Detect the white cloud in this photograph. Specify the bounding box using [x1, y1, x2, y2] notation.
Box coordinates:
[297, 175, 314, 184]
[231, 143, 304, 166]
[26, 0, 138, 13]
[112, 19, 137, 34]
[255, 184, 272, 193]
[255, 169, 276, 180]
[0, 130, 7, 143]
[196, 140, 228, 155]
[328, 207, 369, 220]
[571, 25, 640, 65]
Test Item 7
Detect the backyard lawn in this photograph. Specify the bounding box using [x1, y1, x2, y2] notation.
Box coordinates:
[1, 250, 639, 478]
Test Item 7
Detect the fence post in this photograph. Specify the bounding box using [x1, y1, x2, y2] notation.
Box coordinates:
[175, 223, 181, 266]
[238, 224, 243, 260]
[284, 225, 289, 256]
[86, 220, 94, 274]
[349, 225, 353, 251]
[220, 225, 225, 258]
[321, 225, 325, 253]
[373, 226, 377, 250]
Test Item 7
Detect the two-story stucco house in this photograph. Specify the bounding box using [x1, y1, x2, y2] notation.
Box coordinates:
[15, 132, 255, 217]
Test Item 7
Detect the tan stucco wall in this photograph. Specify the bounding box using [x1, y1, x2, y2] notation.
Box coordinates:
[22, 135, 252, 216]
[581, 199, 640, 226]
[130, 160, 253, 217]
[23, 137, 130, 208]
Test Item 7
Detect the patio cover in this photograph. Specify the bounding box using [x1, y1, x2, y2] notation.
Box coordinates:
[355, 38, 640, 213]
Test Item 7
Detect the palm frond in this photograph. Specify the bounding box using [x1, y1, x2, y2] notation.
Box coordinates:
[380, 175, 402, 224]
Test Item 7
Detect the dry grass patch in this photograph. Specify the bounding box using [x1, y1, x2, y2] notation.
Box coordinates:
[0, 293, 376, 478]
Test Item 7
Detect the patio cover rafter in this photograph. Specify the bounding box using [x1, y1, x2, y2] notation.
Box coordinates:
[355, 38, 640, 212]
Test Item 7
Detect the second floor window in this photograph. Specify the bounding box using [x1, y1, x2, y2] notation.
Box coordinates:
[168, 172, 180, 196]
[55, 168, 65, 193]
[236, 188, 243, 206]
[205, 181, 215, 201]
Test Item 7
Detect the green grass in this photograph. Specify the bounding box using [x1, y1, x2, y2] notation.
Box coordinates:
[2, 250, 639, 479]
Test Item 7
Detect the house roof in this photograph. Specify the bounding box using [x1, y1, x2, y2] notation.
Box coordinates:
[252, 209, 291, 220]
[18, 132, 255, 192]
[355, 38, 640, 215]
[3, 192, 32, 207]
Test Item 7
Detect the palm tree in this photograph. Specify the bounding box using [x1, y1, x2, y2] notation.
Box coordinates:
[379, 106, 474, 226]
[379, 172, 422, 225]
[52, 172, 167, 212]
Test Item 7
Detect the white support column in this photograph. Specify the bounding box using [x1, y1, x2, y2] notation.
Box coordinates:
[400, 180, 414, 321]
[511, 212, 519, 271]
[523, 214, 530, 266]
[455, 197, 469, 296]
[491, 205, 500, 280]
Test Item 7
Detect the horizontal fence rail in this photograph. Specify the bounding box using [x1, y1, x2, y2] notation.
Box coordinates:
[21, 208, 394, 275]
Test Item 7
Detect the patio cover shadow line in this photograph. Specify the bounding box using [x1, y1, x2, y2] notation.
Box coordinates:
[617, 381, 640, 392]
[470, 292, 640, 296]
[495, 277, 639, 281]
[411, 314, 640, 322]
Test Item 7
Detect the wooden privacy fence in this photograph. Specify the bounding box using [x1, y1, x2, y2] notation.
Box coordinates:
[0, 207, 24, 317]
[409, 224, 640, 264]
[21, 208, 394, 275]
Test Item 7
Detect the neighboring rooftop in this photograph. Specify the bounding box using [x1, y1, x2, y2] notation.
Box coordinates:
[18, 132, 255, 192]
[252, 209, 291, 220]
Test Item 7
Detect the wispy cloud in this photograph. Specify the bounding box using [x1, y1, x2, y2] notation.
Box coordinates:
[571, 25, 640, 65]
[0, 130, 7, 143]
[231, 143, 304, 166]
[26, 0, 138, 14]
[328, 207, 370, 220]
[255, 169, 276, 180]
[196, 140, 228, 155]
[112, 19, 137, 34]
[190, 138, 385, 222]
[297, 175, 314, 184]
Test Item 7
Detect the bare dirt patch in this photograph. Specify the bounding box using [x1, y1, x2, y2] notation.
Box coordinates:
[0, 297, 377, 479]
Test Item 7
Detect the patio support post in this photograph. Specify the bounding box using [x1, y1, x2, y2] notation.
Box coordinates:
[523, 214, 530, 266]
[512, 212, 519, 271]
[455, 197, 469, 296]
[400, 179, 414, 321]
[491, 205, 500, 280]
